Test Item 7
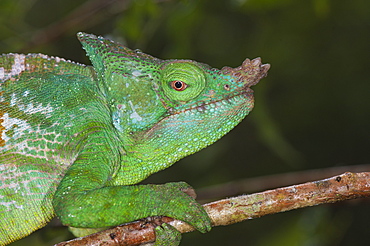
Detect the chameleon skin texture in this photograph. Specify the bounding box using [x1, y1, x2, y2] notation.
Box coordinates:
[0, 33, 269, 245]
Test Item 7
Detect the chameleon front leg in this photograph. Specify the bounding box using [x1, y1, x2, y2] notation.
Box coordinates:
[52, 134, 211, 244]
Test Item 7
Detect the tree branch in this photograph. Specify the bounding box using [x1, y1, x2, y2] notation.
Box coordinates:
[19, 0, 126, 52]
[196, 164, 370, 200]
[55, 172, 370, 246]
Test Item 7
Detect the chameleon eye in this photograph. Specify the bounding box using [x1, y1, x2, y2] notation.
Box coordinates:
[161, 61, 206, 102]
[171, 80, 187, 91]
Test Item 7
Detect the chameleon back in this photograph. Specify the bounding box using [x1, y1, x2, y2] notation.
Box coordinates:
[0, 54, 97, 245]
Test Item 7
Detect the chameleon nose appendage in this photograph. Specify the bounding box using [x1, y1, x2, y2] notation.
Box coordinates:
[221, 57, 270, 88]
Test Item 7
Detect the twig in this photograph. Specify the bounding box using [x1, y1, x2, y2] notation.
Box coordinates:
[196, 164, 370, 200]
[55, 172, 370, 246]
[19, 0, 126, 52]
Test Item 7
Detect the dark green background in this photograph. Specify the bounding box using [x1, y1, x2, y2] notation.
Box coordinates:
[1, 0, 369, 245]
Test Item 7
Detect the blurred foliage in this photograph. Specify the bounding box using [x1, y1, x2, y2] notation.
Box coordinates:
[1, 0, 370, 245]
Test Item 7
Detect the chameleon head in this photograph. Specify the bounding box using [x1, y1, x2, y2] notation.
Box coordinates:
[78, 32, 269, 172]
[144, 57, 270, 168]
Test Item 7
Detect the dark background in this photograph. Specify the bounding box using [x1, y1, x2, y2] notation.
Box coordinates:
[1, 0, 369, 245]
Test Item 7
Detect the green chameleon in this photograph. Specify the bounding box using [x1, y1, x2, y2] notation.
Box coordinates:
[0, 33, 269, 245]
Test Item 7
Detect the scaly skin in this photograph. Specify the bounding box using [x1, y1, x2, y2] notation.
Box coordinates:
[0, 33, 269, 245]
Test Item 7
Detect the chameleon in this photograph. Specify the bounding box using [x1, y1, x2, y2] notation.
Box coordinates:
[0, 32, 269, 245]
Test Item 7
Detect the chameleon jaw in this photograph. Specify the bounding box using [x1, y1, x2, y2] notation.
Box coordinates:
[166, 90, 254, 119]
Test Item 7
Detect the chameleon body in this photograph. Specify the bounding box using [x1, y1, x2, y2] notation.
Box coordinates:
[0, 33, 269, 245]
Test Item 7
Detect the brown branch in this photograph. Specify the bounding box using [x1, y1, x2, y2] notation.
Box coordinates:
[196, 164, 370, 200]
[19, 0, 173, 52]
[55, 172, 370, 246]
[19, 0, 127, 52]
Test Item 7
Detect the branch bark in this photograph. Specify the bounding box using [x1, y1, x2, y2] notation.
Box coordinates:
[55, 172, 370, 246]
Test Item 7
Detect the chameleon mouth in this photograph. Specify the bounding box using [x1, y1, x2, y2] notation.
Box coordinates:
[194, 92, 253, 113]
[168, 90, 254, 117]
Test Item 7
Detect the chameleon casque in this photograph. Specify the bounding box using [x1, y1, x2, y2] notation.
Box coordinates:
[0, 33, 269, 245]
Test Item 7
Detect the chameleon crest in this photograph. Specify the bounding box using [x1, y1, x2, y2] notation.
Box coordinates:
[0, 33, 269, 245]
